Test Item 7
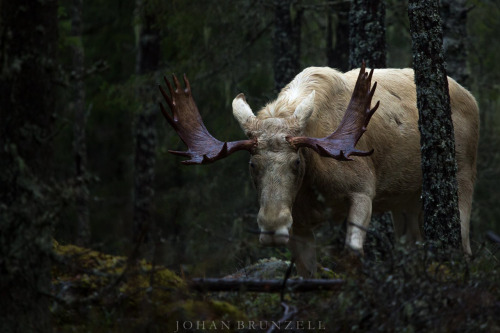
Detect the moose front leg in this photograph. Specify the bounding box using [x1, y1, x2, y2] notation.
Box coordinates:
[345, 193, 373, 255]
[289, 226, 317, 277]
[289, 186, 325, 277]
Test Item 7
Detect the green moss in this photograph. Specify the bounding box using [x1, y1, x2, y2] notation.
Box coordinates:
[317, 264, 346, 280]
[51, 241, 246, 332]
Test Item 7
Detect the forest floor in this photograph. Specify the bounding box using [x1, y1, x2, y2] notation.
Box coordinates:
[50, 240, 500, 332]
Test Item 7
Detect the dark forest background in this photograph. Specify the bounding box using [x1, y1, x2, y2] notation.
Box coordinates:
[50, 0, 499, 275]
[2, 0, 500, 331]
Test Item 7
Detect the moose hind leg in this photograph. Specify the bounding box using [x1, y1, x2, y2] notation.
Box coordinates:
[458, 178, 473, 256]
[392, 206, 423, 245]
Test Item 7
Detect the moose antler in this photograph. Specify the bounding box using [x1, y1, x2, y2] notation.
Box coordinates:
[159, 74, 257, 164]
[287, 62, 379, 161]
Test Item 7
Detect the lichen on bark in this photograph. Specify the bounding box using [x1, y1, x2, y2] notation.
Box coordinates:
[408, 0, 461, 249]
[440, 0, 470, 87]
[348, 0, 386, 69]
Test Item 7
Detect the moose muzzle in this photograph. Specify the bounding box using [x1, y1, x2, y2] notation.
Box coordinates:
[257, 207, 292, 246]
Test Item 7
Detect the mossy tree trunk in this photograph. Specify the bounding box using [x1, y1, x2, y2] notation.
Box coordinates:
[273, 0, 303, 91]
[0, 0, 59, 332]
[408, 0, 461, 249]
[440, 0, 470, 88]
[348, 0, 386, 69]
[72, 0, 91, 247]
[326, 1, 350, 72]
[132, 0, 161, 246]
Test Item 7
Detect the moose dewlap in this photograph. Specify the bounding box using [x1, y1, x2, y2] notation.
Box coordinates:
[159, 63, 479, 277]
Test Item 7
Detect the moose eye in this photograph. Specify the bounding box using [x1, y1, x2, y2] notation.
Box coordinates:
[292, 158, 300, 169]
[249, 161, 256, 169]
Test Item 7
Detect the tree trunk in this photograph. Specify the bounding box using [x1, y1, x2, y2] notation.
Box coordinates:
[0, 0, 58, 331]
[440, 0, 470, 88]
[273, 0, 303, 91]
[347, 0, 391, 245]
[408, 0, 461, 249]
[72, 0, 91, 247]
[132, 0, 160, 246]
[348, 0, 386, 69]
[326, 2, 350, 72]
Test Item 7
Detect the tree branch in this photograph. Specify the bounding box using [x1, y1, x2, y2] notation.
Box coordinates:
[189, 278, 343, 293]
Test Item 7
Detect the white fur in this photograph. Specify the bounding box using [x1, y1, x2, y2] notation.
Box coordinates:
[293, 90, 315, 128]
[232, 93, 255, 130]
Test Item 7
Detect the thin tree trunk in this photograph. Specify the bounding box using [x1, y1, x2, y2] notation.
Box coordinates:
[0, 0, 58, 331]
[440, 0, 470, 88]
[348, 0, 386, 69]
[132, 0, 160, 246]
[72, 0, 91, 247]
[408, 0, 461, 249]
[273, 0, 303, 91]
[347, 0, 391, 244]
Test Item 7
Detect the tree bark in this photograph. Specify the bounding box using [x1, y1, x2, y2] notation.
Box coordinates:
[72, 0, 91, 247]
[349, 0, 386, 69]
[0, 0, 58, 331]
[273, 0, 303, 91]
[440, 0, 470, 88]
[132, 0, 160, 245]
[408, 0, 461, 249]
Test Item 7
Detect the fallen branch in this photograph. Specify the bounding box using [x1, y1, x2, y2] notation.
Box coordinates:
[190, 278, 344, 293]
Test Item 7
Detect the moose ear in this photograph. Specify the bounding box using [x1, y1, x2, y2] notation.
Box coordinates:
[232, 93, 256, 132]
[293, 90, 315, 128]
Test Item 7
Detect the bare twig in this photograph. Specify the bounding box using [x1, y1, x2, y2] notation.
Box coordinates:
[486, 231, 500, 244]
[281, 259, 295, 301]
[267, 302, 298, 333]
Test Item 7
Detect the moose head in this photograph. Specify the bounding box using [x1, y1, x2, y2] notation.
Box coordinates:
[159, 63, 379, 246]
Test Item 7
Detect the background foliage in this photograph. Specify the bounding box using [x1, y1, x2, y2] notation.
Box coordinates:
[52, 0, 500, 278]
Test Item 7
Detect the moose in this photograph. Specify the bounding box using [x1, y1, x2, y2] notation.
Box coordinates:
[159, 63, 479, 276]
